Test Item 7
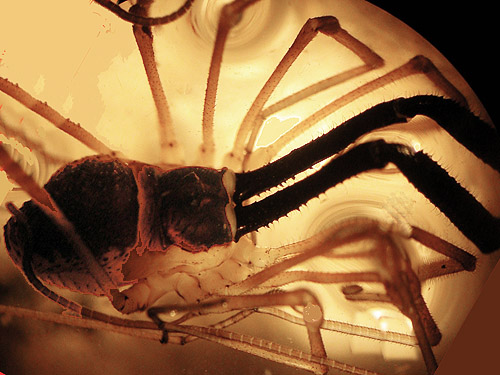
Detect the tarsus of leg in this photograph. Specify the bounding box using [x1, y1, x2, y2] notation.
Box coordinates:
[248, 55, 468, 168]
[93, 0, 195, 26]
[0, 77, 116, 156]
[200, 0, 260, 164]
[224, 15, 384, 169]
[131, 1, 184, 164]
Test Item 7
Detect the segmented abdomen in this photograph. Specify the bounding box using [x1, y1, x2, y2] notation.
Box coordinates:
[4, 155, 139, 295]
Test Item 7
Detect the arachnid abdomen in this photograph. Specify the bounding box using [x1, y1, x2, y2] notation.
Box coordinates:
[4, 156, 139, 294]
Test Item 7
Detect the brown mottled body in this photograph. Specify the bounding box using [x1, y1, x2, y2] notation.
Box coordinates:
[4, 155, 235, 295]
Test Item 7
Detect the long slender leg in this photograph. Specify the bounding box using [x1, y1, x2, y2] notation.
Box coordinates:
[222, 220, 417, 354]
[93, 0, 195, 26]
[0, 304, 256, 347]
[130, 0, 184, 164]
[168, 310, 257, 345]
[0, 300, 386, 375]
[410, 226, 476, 271]
[257, 259, 468, 292]
[224, 15, 384, 168]
[159, 319, 380, 375]
[241, 222, 468, 340]
[0, 301, 382, 375]
[235, 97, 500, 253]
[234, 224, 475, 295]
[148, 289, 328, 375]
[248, 225, 475, 351]
[236, 95, 499, 203]
[376, 235, 439, 374]
[200, 0, 260, 163]
[146, 220, 388, 374]
[2, 206, 159, 331]
[358, 238, 439, 374]
[258, 306, 419, 347]
[226, 219, 384, 295]
[276, 267, 440, 373]
[267, 228, 441, 374]
[0, 78, 116, 155]
[249, 57, 470, 167]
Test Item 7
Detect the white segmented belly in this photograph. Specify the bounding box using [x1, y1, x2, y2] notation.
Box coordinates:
[120, 236, 281, 310]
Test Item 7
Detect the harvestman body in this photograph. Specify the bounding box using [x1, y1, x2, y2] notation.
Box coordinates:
[0, 1, 499, 375]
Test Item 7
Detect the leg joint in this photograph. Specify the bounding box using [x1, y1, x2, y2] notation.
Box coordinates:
[409, 55, 436, 73]
[309, 15, 341, 34]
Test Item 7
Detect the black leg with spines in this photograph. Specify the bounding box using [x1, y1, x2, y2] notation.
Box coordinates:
[234, 96, 500, 253]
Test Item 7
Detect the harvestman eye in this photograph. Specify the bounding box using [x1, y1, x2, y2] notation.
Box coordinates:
[0, 1, 498, 375]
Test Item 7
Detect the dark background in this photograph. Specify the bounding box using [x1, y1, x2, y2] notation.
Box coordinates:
[367, 2, 499, 374]
[367, 2, 497, 125]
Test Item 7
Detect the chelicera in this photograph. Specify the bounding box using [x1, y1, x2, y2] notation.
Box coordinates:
[0, 1, 499, 375]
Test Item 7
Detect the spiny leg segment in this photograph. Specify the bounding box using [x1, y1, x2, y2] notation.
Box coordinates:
[234, 96, 500, 254]
[200, 0, 261, 162]
[0, 77, 116, 156]
[130, 0, 184, 164]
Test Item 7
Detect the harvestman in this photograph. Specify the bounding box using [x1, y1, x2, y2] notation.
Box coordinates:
[0, 1, 499, 374]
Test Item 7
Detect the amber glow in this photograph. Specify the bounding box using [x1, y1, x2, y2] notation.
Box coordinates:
[0, 1, 499, 375]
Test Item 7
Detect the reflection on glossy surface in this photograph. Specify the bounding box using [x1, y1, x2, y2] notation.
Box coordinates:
[0, 1, 498, 375]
